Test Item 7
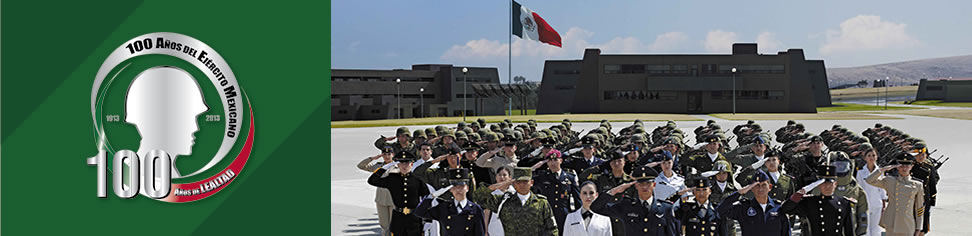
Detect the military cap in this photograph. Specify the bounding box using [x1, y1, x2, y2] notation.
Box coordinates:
[543, 149, 563, 159]
[708, 120, 717, 125]
[630, 134, 647, 144]
[633, 126, 646, 134]
[531, 132, 548, 139]
[911, 142, 928, 155]
[396, 127, 411, 137]
[489, 124, 500, 132]
[440, 129, 456, 139]
[713, 160, 732, 174]
[808, 135, 823, 143]
[832, 124, 843, 130]
[435, 125, 448, 134]
[709, 124, 722, 130]
[477, 118, 487, 125]
[458, 121, 467, 129]
[752, 169, 771, 183]
[816, 165, 837, 181]
[688, 177, 711, 188]
[498, 122, 509, 130]
[425, 127, 438, 137]
[541, 137, 557, 147]
[484, 132, 499, 142]
[500, 136, 517, 146]
[381, 145, 395, 153]
[858, 143, 874, 151]
[658, 151, 674, 161]
[765, 149, 781, 158]
[633, 119, 644, 125]
[513, 167, 533, 181]
[747, 120, 755, 125]
[750, 124, 762, 131]
[495, 132, 505, 140]
[413, 129, 427, 139]
[702, 135, 721, 144]
[468, 133, 481, 142]
[461, 141, 480, 151]
[631, 166, 658, 182]
[470, 122, 481, 129]
[787, 120, 796, 126]
[892, 152, 915, 165]
[794, 123, 805, 130]
[874, 123, 883, 128]
[505, 118, 513, 124]
[666, 122, 677, 129]
[661, 137, 679, 146]
[605, 150, 624, 160]
[754, 135, 768, 145]
[463, 127, 474, 134]
[392, 150, 417, 162]
[448, 168, 471, 185]
[513, 130, 523, 140]
[455, 131, 468, 140]
[581, 135, 597, 147]
[502, 127, 515, 136]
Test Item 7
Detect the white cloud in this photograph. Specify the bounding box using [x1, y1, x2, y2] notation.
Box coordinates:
[704, 30, 738, 53]
[820, 15, 919, 54]
[348, 41, 361, 52]
[647, 32, 689, 52]
[441, 28, 689, 61]
[756, 31, 782, 53]
[441, 39, 510, 61]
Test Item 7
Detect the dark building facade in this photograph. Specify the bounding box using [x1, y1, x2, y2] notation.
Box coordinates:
[916, 78, 972, 102]
[537, 43, 832, 114]
[331, 64, 505, 121]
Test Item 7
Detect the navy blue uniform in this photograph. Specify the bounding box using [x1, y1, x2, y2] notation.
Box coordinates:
[675, 199, 726, 236]
[716, 192, 791, 236]
[532, 169, 582, 234]
[562, 155, 604, 176]
[590, 193, 678, 236]
[780, 194, 855, 236]
[414, 197, 486, 236]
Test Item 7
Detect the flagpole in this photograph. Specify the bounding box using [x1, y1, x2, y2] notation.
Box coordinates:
[508, 0, 513, 118]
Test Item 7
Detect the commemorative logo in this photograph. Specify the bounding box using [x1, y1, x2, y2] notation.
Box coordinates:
[85, 32, 254, 203]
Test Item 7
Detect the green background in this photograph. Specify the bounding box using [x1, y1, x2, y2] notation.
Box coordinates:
[1, 0, 331, 235]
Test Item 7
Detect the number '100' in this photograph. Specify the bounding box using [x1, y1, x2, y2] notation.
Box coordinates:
[86, 150, 172, 199]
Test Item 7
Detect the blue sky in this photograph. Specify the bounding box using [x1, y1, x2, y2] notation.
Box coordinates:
[332, 0, 972, 82]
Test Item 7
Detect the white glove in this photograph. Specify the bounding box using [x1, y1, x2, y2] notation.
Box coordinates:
[700, 171, 720, 178]
[432, 184, 454, 198]
[693, 143, 706, 149]
[530, 147, 543, 157]
[565, 147, 583, 155]
[382, 161, 398, 170]
[801, 179, 825, 193]
[749, 158, 769, 170]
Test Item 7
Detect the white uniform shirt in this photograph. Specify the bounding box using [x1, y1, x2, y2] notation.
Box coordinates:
[562, 208, 613, 236]
[857, 165, 888, 212]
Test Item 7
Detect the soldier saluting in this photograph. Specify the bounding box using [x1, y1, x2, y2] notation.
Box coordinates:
[367, 150, 431, 236]
[415, 168, 486, 236]
[477, 167, 559, 236]
[674, 177, 726, 236]
[780, 164, 856, 236]
[716, 170, 791, 236]
[865, 153, 925, 236]
[590, 166, 678, 236]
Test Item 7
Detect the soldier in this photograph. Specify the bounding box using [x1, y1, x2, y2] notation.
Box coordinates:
[855, 144, 887, 236]
[812, 151, 869, 236]
[457, 142, 492, 185]
[413, 129, 428, 147]
[653, 154, 686, 201]
[433, 129, 462, 157]
[375, 127, 415, 155]
[780, 165, 856, 236]
[683, 135, 730, 173]
[530, 149, 583, 234]
[909, 143, 938, 235]
[562, 181, 613, 236]
[674, 177, 726, 236]
[367, 151, 431, 236]
[716, 171, 791, 236]
[471, 166, 515, 236]
[475, 136, 519, 171]
[357, 146, 397, 236]
[729, 135, 770, 169]
[477, 167, 559, 235]
[784, 135, 826, 188]
[866, 153, 925, 236]
[590, 166, 678, 236]
[563, 136, 605, 175]
[578, 150, 630, 235]
[736, 150, 795, 202]
[415, 168, 486, 236]
[414, 144, 476, 200]
[708, 160, 738, 206]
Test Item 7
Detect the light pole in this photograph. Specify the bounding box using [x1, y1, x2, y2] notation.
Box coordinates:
[731, 67, 737, 115]
[885, 76, 889, 110]
[419, 87, 424, 118]
[462, 67, 468, 121]
[396, 77, 401, 119]
[875, 79, 881, 107]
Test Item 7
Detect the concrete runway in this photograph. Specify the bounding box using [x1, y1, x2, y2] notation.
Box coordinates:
[331, 113, 970, 235]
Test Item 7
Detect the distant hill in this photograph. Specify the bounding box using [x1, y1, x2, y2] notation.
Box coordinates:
[827, 55, 972, 88]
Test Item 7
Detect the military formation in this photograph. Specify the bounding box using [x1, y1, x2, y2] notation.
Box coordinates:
[357, 118, 943, 236]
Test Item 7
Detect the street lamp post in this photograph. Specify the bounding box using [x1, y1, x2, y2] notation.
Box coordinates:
[731, 67, 737, 115]
[462, 67, 468, 121]
[419, 87, 424, 118]
[875, 79, 881, 107]
[396, 77, 401, 119]
[885, 76, 889, 110]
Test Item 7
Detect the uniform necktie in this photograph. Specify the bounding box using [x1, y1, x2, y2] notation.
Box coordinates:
[582, 210, 593, 220]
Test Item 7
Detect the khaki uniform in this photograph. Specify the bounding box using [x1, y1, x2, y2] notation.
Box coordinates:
[357, 157, 395, 236]
[865, 170, 924, 235]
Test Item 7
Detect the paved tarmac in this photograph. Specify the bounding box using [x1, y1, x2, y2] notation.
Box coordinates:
[332, 113, 970, 235]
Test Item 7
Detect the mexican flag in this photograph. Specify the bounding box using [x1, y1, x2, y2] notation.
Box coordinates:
[512, 0, 562, 47]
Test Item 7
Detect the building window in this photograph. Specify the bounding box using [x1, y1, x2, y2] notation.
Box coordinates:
[372, 109, 381, 113]
[338, 110, 348, 114]
[718, 65, 785, 74]
[455, 94, 476, 99]
[604, 64, 621, 74]
[603, 90, 676, 100]
[555, 85, 575, 90]
[712, 90, 780, 100]
[554, 69, 581, 75]
[927, 86, 943, 91]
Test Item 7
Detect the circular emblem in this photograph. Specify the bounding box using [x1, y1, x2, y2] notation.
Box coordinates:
[521, 17, 536, 32]
[91, 32, 254, 203]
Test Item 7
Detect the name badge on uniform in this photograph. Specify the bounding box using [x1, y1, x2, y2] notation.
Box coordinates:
[570, 222, 580, 226]
[628, 213, 639, 217]
[747, 207, 757, 216]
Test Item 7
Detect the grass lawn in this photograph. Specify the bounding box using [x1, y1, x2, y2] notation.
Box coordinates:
[830, 86, 917, 101]
[817, 102, 924, 112]
[709, 112, 899, 120]
[894, 100, 972, 108]
[332, 113, 702, 128]
[506, 109, 537, 115]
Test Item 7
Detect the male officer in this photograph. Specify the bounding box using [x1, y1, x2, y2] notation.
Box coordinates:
[590, 166, 678, 236]
[367, 151, 431, 236]
[578, 150, 630, 235]
[716, 170, 791, 236]
[781, 165, 856, 236]
[910, 142, 939, 235]
[531, 148, 583, 234]
[674, 177, 726, 236]
[683, 135, 730, 173]
[736, 150, 795, 202]
[415, 168, 487, 236]
[477, 167, 559, 236]
[375, 127, 415, 155]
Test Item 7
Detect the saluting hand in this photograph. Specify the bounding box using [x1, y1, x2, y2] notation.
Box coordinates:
[532, 159, 548, 170]
[608, 181, 635, 195]
[644, 161, 662, 168]
[737, 182, 756, 194]
[879, 164, 901, 172]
